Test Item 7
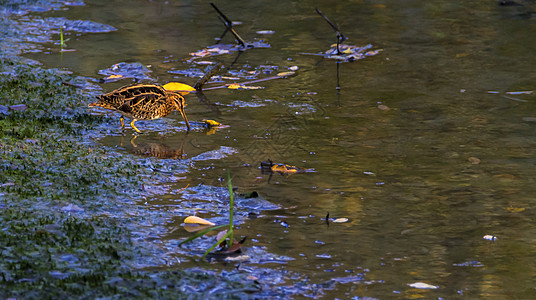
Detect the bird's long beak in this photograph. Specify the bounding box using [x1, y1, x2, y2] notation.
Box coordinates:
[179, 107, 191, 131]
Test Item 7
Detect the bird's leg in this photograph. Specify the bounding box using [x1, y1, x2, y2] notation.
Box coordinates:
[130, 119, 142, 134]
[120, 117, 126, 130]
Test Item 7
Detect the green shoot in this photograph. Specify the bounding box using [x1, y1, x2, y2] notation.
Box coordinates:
[60, 26, 64, 49]
[179, 170, 238, 259]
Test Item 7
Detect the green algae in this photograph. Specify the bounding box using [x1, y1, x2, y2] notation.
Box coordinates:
[0, 56, 265, 297]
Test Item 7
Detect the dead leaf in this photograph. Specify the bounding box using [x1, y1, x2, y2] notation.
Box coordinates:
[271, 164, 299, 174]
[219, 236, 247, 253]
[377, 104, 390, 111]
[227, 83, 263, 90]
[468, 157, 481, 165]
[261, 160, 314, 175]
[106, 74, 122, 80]
[505, 207, 525, 213]
[189, 49, 211, 57]
[184, 216, 215, 226]
[332, 218, 349, 223]
[483, 235, 497, 241]
[225, 239, 245, 253]
[506, 91, 533, 95]
[408, 282, 439, 289]
[493, 174, 516, 180]
[256, 30, 275, 34]
[276, 71, 295, 77]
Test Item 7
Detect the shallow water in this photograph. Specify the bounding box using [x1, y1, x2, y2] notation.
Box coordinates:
[25, 0, 536, 298]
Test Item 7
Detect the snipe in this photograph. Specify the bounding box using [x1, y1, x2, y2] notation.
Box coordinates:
[89, 83, 191, 133]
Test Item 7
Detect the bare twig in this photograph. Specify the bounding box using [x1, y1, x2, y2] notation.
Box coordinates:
[315, 8, 348, 54]
[210, 2, 247, 48]
[194, 63, 224, 90]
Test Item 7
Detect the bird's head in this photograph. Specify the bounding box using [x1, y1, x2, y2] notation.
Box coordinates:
[162, 83, 192, 131]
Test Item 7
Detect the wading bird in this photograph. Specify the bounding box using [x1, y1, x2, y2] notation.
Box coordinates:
[89, 83, 191, 133]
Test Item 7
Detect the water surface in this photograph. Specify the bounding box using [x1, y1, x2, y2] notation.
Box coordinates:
[26, 0, 536, 298]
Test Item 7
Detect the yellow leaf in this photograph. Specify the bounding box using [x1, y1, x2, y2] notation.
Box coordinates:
[203, 119, 221, 127]
[505, 207, 525, 213]
[271, 164, 299, 174]
[184, 216, 215, 226]
[276, 71, 295, 77]
[341, 48, 353, 54]
[162, 82, 196, 95]
[227, 83, 241, 89]
[107, 74, 123, 79]
[227, 83, 263, 90]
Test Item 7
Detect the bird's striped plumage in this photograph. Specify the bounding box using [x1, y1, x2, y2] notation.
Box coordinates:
[89, 84, 190, 133]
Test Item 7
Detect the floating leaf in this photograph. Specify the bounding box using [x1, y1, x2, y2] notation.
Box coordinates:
[377, 104, 390, 111]
[227, 83, 263, 90]
[505, 207, 525, 213]
[256, 30, 275, 34]
[506, 91, 533, 95]
[203, 119, 221, 127]
[522, 117, 536, 122]
[276, 71, 295, 77]
[408, 282, 439, 289]
[162, 82, 196, 95]
[468, 157, 481, 165]
[260, 160, 314, 175]
[184, 216, 216, 226]
[332, 218, 349, 223]
[483, 235, 497, 241]
[221, 237, 246, 253]
[104, 74, 122, 81]
[289, 66, 299, 71]
[189, 49, 212, 57]
[271, 164, 299, 174]
[302, 44, 382, 62]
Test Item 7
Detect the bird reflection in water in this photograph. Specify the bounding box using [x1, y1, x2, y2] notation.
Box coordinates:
[122, 135, 187, 159]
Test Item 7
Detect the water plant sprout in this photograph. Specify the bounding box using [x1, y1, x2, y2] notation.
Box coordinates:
[179, 170, 237, 258]
[60, 26, 64, 51]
